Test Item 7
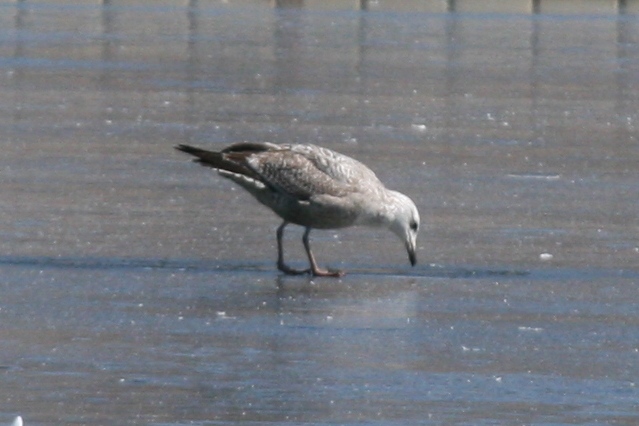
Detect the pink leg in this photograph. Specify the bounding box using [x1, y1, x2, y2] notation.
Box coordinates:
[276, 222, 310, 275]
[302, 228, 345, 277]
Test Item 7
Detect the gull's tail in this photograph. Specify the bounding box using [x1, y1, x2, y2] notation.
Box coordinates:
[175, 144, 256, 179]
[175, 144, 225, 168]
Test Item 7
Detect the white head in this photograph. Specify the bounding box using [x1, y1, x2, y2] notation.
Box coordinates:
[385, 191, 420, 266]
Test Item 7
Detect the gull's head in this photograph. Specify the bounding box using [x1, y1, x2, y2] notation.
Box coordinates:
[386, 191, 420, 267]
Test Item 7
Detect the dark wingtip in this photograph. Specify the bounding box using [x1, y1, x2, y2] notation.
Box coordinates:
[175, 144, 198, 154]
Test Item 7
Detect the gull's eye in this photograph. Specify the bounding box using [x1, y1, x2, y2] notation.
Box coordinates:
[410, 221, 418, 232]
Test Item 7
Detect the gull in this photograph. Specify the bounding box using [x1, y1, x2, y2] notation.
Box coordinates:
[175, 142, 420, 277]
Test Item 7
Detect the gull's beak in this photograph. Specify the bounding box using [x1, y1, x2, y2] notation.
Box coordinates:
[406, 239, 417, 267]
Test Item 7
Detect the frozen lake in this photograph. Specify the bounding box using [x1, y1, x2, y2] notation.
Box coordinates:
[1, 1, 639, 424]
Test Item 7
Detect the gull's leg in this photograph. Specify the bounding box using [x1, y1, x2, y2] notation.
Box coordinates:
[302, 228, 345, 277]
[276, 221, 310, 275]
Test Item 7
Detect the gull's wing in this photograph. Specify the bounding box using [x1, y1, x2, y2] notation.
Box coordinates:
[176, 142, 382, 201]
[288, 144, 382, 187]
[246, 148, 354, 200]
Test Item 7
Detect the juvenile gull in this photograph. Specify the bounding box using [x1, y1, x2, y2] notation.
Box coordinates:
[175, 142, 420, 277]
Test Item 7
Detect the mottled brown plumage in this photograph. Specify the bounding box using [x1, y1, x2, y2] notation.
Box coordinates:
[175, 142, 420, 276]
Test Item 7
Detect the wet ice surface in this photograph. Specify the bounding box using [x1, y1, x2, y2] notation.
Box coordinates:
[2, 265, 639, 425]
[1, 2, 639, 425]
